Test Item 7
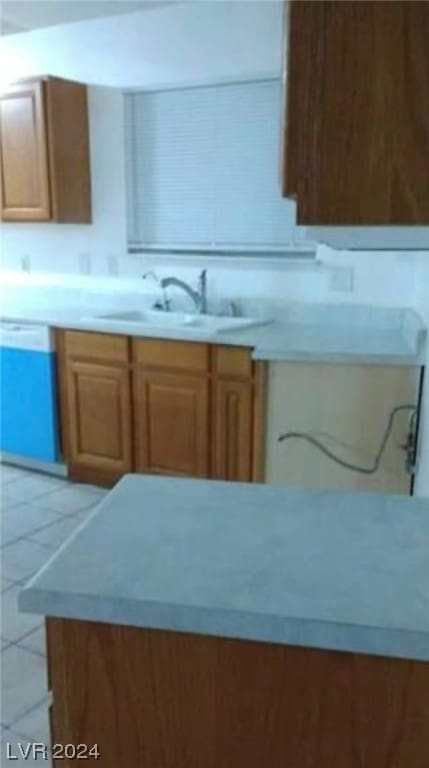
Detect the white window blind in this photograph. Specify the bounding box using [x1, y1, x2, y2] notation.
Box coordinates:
[125, 79, 308, 251]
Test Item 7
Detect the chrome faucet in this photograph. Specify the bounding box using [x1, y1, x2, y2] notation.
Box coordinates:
[160, 270, 207, 314]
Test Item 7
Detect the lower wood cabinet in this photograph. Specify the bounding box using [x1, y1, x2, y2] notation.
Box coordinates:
[56, 330, 266, 486]
[66, 360, 132, 477]
[133, 370, 210, 478]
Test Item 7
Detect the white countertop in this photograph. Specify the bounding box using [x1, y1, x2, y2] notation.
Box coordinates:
[20, 474, 429, 662]
[1, 294, 425, 365]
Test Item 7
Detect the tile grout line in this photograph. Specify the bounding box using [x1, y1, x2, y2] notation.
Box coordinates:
[2, 489, 98, 508]
[3, 693, 52, 733]
[2, 622, 45, 651]
[6, 639, 45, 659]
[1, 502, 101, 551]
[1, 466, 104, 753]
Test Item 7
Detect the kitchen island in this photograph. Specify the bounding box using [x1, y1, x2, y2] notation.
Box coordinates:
[20, 475, 429, 767]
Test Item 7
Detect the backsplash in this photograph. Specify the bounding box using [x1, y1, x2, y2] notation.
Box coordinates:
[0, 246, 426, 310]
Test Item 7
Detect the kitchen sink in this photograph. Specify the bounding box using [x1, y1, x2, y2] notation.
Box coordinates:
[82, 309, 271, 335]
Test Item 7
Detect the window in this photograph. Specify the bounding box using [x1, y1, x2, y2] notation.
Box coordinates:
[125, 79, 309, 253]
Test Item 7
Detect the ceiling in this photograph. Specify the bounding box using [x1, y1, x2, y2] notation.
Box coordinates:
[0, 0, 177, 35]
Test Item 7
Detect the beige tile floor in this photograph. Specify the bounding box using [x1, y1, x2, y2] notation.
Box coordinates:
[1, 463, 106, 767]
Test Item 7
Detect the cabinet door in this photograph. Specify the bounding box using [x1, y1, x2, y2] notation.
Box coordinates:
[0, 81, 51, 221]
[284, 1, 429, 224]
[134, 370, 209, 478]
[66, 361, 132, 475]
[212, 379, 253, 482]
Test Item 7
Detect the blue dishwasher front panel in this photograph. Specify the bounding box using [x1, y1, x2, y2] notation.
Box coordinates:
[1, 347, 59, 462]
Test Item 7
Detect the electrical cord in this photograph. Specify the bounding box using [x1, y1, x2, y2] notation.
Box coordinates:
[278, 404, 417, 475]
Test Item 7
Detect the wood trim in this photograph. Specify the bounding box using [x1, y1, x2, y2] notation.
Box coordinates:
[282, 0, 299, 197]
[64, 330, 129, 364]
[132, 338, 209, 372]
[252, 362, 267, 482]
[47, 619, 74, 760]
[45, 618, 53, 692]
[45, 77, 91, 223]
[211, 345, 253, 380]
[55, 330, 71, 463]
[68, 463, 124, 488]
[212, 378, 253, 482]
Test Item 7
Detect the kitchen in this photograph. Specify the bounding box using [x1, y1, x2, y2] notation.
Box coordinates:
[1, 1, 428, 766]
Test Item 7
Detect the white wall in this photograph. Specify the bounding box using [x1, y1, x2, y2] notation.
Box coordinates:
[0, 0, 283, 268]
[413, 256, 429, 497]
[0, 1, 283, 88]
[1, 86, 127, 272]
[0, 2, 428, 494]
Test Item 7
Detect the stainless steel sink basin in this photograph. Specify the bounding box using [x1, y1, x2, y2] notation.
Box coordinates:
[82, 309, 271, 336]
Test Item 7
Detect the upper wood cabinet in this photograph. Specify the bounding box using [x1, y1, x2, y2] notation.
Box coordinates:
[0, 77, 91, 222]
[282, 1, 429, 224]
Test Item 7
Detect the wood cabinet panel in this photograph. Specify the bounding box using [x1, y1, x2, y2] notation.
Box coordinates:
[47, 617, 429, 768]
[212, 345, 253, 380]
[133, 369, 209, 477]
[212, 379, 253, 482]
[67, 361, 132, 474]
[1, 76, 91, 223]
[0, 80, 51, 221]
[284, 1, 429, 224]
[45, 77, 91, 223]
[64, 331, 128, 363]
[251, 362, 267, 482]
[133, 338, 209, 372]
[55, 330, 71, 461]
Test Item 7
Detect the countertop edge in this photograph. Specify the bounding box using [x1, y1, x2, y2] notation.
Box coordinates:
[19, 587, 429, 663]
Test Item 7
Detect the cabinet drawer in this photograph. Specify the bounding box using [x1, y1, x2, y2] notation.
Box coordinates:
[132, 338, 209, 372]
[212, 346, 253, 379]
[64, 331, 128, 363]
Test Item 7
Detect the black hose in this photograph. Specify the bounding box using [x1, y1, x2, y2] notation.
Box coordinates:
[278, 404, 417, 475]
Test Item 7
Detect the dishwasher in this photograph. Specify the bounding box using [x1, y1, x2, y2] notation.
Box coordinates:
[0, 322, 59, 462]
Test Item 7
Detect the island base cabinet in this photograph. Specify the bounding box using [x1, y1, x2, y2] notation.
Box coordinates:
[47, 617, 429, 768]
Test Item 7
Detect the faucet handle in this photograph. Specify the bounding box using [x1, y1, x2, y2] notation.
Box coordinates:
[225, 300, 240, 318]
[198, 269, 207, 313]
[142, 270, 160, 284]
[153, 298, 171, 311]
